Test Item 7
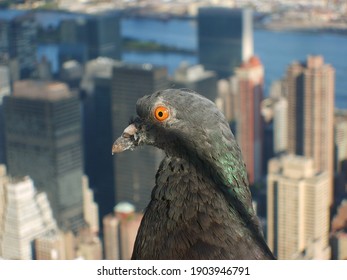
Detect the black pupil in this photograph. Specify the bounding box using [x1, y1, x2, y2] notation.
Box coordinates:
[158, 111, 163, 117]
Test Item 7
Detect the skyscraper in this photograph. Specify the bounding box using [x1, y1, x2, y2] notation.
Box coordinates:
[0, 65, 10, 164]
[81, 58, 116, 220]
[198, 7, 253, 78]
[3, 80, 84, 231]
[0, 165, 8, 257]
[286, 56, 334, 171]
[41, 10, 121, 72]
[0, 170, 57, 260]
[267, 155, 331, 260]
[58, 18, 89, 68]
[0, 10, 37, 78]
[87, 11, 122, 60]
[233, 56, 263, 185]
[111, 62, 168, 211]
[285, 55, 335, 201]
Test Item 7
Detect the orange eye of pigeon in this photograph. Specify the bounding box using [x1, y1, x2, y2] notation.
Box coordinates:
[154, 106, 169, 122]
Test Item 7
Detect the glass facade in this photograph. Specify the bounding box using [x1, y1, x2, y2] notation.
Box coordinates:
[198, 8, 253, 78]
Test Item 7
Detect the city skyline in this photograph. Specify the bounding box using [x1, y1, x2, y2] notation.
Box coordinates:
[0, 3, 346, 260]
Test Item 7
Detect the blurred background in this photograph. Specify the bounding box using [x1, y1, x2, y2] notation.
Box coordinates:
[0, 0, 346, 260]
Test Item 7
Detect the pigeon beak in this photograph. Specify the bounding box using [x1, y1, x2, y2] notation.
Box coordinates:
[112, 123, 138, 154]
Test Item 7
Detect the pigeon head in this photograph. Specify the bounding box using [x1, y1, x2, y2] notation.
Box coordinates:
[112, 88, 247, 187]
[113, 89, 228, 157]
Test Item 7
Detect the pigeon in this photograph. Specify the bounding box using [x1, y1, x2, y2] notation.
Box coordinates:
[112, 88, 275, 260]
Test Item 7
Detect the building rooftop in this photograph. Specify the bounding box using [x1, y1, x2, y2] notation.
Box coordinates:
[269, 154, 317, 179]
[174, 63, 216, 82]
[114, 202, 135, 215]
[240, 56, 262, 69]
[198, 7, 245, 15]
[13, 80, 72, 101]
[113, 61, 162, 72]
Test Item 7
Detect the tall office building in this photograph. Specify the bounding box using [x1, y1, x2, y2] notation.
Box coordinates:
[111, 62, 168, 211]
[0, 171, 57, 260]
[198, 7, 253, 78]
[87, 11, 122, 60]
[267, 155, 331, 260]
[286, 56, 334, 193]
[172, 62, 217, 102]
[0, 65, 10, 164]
[56, 11, 121, 69]
[3, 80, 84, 231]
[0, 165, 8, 256]
[0, 10, 37, 78]
[58, 18, 89, 67]
[59, 18, 88, 45]
[81, 58, 116, 220]
[233, 56, 263, 185]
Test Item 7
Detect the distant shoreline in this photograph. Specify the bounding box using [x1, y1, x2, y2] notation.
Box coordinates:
[122, 37, 196, 54]
[123, 12, 347, 36]
[255, 23, 347, 36]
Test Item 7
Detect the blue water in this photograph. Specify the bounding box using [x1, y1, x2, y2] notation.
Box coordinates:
[121, 18, 347, 108]
[122, 18, 197, 50]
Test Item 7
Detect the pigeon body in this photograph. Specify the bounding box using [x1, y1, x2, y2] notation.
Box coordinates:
[112, 89, 275, 260]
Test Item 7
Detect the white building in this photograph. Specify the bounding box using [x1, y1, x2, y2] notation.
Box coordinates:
[267, 155, 331, 259]
[0, 165, 57, 260]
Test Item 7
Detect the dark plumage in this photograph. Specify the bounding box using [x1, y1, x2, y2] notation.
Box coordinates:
[112, 88, 275, 260]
